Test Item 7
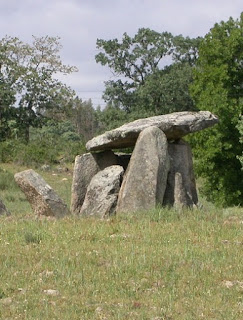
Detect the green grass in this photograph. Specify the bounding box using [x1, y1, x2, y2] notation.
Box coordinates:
[0, 163, 242, 319]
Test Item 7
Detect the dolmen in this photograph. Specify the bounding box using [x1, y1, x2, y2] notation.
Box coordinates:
[71, 111, 218, 217]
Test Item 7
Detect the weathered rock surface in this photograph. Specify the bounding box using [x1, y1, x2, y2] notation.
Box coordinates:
[116, 126, 170, 213]
[163, 140, 198, 208]
[80, 165, 124, 218]
[71, 151, 118, 214]
[0, 199, 11, 216]
[14, 169, 70, 217]
[86, 111, 218, 151]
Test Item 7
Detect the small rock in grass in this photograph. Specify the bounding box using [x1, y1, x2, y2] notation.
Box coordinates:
[222, 280, 243, 289]
[43, 289, 60, 296]
[0, 297, 12, 305]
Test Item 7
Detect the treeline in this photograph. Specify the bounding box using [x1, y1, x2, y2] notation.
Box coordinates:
[0, 14, 242, 206]
[0, 36, 104, 165]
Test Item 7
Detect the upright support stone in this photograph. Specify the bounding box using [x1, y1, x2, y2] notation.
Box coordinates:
[14, 169, 70, 218]
[116, 126, 170, 213]
[0, 199, 11, 216]
[80, 165, 124, 218]
[71, 151, 118, 214]
[163, 140, 198, 208]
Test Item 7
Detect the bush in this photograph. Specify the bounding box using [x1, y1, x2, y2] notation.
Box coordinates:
[0, 120, 86, 166]
[0, 168, 19, 191]
[0, 139, 23, 163]
[237, 115, 243, 169]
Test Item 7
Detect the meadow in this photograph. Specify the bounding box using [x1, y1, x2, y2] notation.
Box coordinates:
[0, 163, 242, 319]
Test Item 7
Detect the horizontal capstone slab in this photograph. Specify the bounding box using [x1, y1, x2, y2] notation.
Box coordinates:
[86, 111, 218, 151]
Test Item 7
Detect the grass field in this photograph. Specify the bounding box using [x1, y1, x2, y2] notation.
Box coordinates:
[0, 163, 242, 319]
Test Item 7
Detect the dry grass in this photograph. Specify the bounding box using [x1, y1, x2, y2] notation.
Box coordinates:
[0, 163, 242, 319]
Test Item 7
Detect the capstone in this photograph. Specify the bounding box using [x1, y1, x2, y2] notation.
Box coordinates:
[86, 111, 218, 151]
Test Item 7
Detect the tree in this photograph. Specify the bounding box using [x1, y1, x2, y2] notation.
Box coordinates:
[190, 13, 243, 206]
[69, 97, 98, 142]
[135, 62, 196, 116]
[96, 28, 201, 117]
[0, 36, 77, 142]
[0, 37, 19, 140]
[0, 80, 16, 140]
[237, 113, 243, 169]
[95, 103, 128, 132]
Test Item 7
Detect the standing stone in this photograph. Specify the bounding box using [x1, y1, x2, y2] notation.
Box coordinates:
[14, 169, 70, 217]
[0, 199, 11, 216]
[71, 151, 118, 214]
[163, 140, 198, 208]
[116, 126, 170, 214]
[80, 165, 124, 218]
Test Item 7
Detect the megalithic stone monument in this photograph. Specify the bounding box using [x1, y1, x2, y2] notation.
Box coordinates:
[71, 111, 218, 216]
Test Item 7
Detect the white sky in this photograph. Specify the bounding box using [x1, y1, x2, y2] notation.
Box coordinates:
[0, 0, 242, 107]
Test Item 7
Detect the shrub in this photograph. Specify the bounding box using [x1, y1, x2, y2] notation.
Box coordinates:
[0, 120, 86, 166]
[0, 168, 19, 192]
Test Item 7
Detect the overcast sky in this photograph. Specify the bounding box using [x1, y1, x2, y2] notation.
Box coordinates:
[0, 0, 242, 107]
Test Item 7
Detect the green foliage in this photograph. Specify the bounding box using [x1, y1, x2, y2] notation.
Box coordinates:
[31, 120, 81, 142]
[95, 104, 129, 131]
[237, 114, 243, 169]
[0, 82, 16, 140]
[135, 62, 197, 116]
[0, 36, 77, 142]
[0, 139, 57, 165]
[190, 13, 243, 206]
[24, 231, 43, 245]
[67, 97, 98, 142]
[0, 168, 19, 191]
[0, 138, 33, 163]
[96, 28, 173, 88]
[96, 28, 201, 118]
[0, 120, 85, 166]
[19, 141, 59, 165]
[29, 119, 86, 163]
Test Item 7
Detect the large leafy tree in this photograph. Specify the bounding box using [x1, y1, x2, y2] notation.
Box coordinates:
[135, 62, 195, 116]
[96, 28, 201, 117]
[0, 36, 77, 142]
[0, 80, 16, 139]
[190, 13, 243, 206]
[0, 37, 20, 140]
